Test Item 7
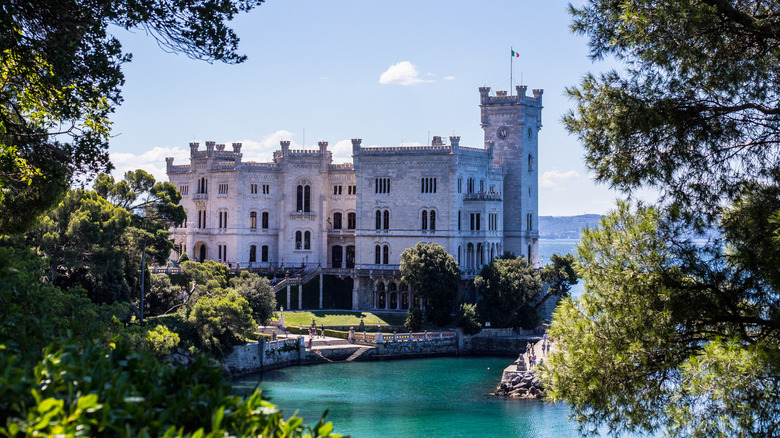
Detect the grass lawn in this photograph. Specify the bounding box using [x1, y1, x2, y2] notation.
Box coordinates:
[272, 310, 407, 328]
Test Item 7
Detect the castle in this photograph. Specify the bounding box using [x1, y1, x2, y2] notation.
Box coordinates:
[166, 85, 542, 310]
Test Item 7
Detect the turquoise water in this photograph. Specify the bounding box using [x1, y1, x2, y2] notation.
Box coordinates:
[233, 357, 582, 438]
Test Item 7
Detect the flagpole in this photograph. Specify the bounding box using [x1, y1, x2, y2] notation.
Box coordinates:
[510, 47, 513, 95]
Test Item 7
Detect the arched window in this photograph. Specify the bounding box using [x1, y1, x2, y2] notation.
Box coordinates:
[383, 210, 389, 230]
[375, 244, 381, 264]
[296, 183, 311, 212]
[528, 153, 534, 172]
[262, 245, 269, 262]
[250, 212, 257, 229]
[477, 243, 484, 267]
[304, 231, 311, 250]
[262, 211, 269, 229]
[480, 179, 485, 192]
[333, 212, 342, 229]
[249, 245, 257, 262]
[375, 210, 382, 230]
[383, 244, 389, 264]
[527, 212, 533, 231]
[347, 212, 356, 229]
[430, 210, 436, 231]
[467, 177, 475, 194]
[295, 231, 302, 250]
[421, 210, 428, 230]
[458, 210, 461, 231]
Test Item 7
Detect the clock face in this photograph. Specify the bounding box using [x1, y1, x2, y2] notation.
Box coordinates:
[497, 127, 509, 139]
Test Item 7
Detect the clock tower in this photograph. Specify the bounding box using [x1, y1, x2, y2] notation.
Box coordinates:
[479, 85, 543, 265]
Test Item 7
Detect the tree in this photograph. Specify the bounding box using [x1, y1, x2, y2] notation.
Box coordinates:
[400, 242, 460, 326]
[230, 271, 276, 325]
[536, 253, 579, 310]
[564, 0, 780, 220]
[188, 292, 256, 358]
[544, 2, 780, 436]
[0, 0, 264, 234]
[147, 273, 184, 316]
[454, 303, 481, 336]
[405, 307, 423, 332]
[474, 256, 542, 328]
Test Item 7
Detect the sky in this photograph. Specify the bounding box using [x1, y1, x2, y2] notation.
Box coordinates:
[108, 0, 625, 216]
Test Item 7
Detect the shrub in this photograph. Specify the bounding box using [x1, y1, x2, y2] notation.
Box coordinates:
[454, 303, 482, 335]
[405, 307, 423, 332]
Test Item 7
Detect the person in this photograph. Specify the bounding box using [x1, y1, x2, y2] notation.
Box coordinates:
[320, 328, 324, 339]
[358, 317, 365, 332]
[271, 331, 277, 341]
[348, 326, 355, 343]
[311, 319, 317, 332]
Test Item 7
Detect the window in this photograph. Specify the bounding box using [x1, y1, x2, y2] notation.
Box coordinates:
[376, 209, 390, 230]
[375, 177, 390, 194]
[333, 185, 342, 195]
[420, 177, 437, 193]
[470, 213, 481, 231]
[218, 244, 227, 262]
[430, 210, 436, 231]
[489, 213, 498, 231]
[457, 177, 462, 194]
[375, 244, 381, 264]
[528, 154, 534, 172]
[249, 245, 257, 263]
[250, 183, 258, 194]
[297, 184, 311, 212]
[218, 183, 229, 195]
[383, 245, 389, 264]
[304, 231, 311, 250]
[347, 212, 356, 230]
[197, 210, 206, 228]
[295, 231, 302, 250]
[467, 177, 475, 194]
[197, 177, 208, 194]
[218, 211, 227, 229]
[250, 212, 257, 229]
[421, 210, 428, 230]
[333, 212, 342, 229]
[262, 184, 270, 194]
[422, 210, 436, 231]
[458, 210, 462, 231]
[262, 212, 269, 229]
[261, 245, 269, 262]
[179, 185, 189, 195]
[527, 212, 533, 231]
[348, 185, 356, 195]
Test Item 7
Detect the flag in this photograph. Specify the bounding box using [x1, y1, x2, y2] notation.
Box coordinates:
[511, 49, 520, 57]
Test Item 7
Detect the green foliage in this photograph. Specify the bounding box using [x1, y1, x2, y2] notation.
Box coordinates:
[400, 242, 460, 326]
[454, 303, 481, 336]
[142, 324, 181, 357]
[516, 304, 540, 331]
[475, 256, 542, 328]
[181, 260, 230, 292]
[188, 292, 256, 358]
[178, 252, 190, 263]
[404, 307, 423, 332]
[544, 202, 780, 436]
[231, 271, 276, 324]
[0, 0, 265, 234]
[540, 253, 578, 297]
[148, 273, 184, 316]
[0, 342, 341, 437]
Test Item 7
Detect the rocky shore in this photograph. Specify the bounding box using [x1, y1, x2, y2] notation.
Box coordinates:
[493, 366, 545, 399]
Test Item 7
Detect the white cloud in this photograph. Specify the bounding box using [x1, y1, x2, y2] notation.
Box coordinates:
[541, 169, 580, 191]
[110, 146, 189, 183]
[379, 61, 434, 86]
[443, 76, 455, 80]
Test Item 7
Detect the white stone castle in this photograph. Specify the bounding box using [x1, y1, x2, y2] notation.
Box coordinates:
[166, 85, 542, 311]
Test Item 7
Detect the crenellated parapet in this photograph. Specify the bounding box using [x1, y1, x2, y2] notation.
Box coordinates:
[478, 86, 543, 107]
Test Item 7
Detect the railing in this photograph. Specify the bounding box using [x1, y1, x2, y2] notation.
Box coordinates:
[463, 191, 502, 201]
[290, 211, 316, 219]
[193, 193, 208, 200]
[353, 331, 456, 344]
[265, 338, 299, 350]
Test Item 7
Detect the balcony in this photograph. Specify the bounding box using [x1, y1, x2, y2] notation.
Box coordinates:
[193, 193, 208, 200]
[290, 211, 316, 220]
[463, 191, 502, 202]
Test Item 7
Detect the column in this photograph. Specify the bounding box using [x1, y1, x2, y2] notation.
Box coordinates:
[351, 276, 360, 310]
[319, 272, 323, 309]
[286, 284, 291, 310]
[298, 283, 303, 310]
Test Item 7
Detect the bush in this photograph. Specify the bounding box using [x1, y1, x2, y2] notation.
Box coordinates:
[178, 252, 189, 263]
[517, 304, 540, 330]
[454, 303, 482, 335]
[405, 307, 423, 332]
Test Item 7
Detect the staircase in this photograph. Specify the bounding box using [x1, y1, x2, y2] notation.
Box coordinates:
[344, 347, 371, 362]
[272, 267, 321, 293]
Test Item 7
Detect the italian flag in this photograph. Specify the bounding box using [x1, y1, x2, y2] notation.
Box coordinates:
[511, 49, 520, 57]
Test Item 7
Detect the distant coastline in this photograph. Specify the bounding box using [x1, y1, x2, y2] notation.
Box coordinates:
[539, 214, 602, 239]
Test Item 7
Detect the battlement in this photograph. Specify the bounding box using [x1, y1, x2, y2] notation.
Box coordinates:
[189, 140, 243, 159]
[479, 86, 543, 107]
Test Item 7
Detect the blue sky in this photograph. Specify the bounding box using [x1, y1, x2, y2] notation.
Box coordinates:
[108, 0, 624, 216]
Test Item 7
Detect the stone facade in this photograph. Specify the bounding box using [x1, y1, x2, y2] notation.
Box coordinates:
[166, 86, 542, 311]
